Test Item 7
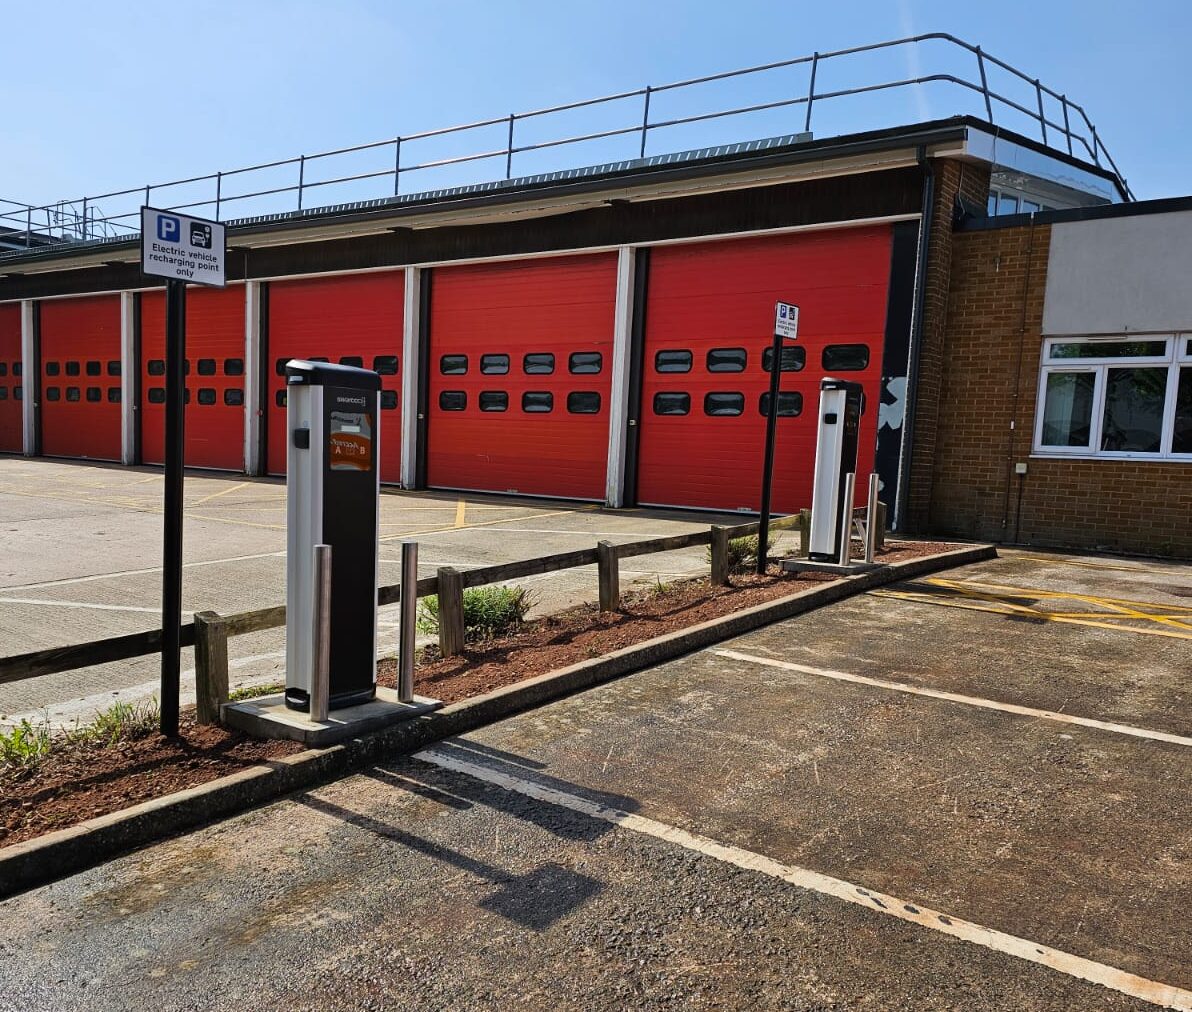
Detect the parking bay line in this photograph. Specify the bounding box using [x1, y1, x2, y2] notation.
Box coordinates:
[415, 747, 1192, 1010]
[711, 649, 1192, 747]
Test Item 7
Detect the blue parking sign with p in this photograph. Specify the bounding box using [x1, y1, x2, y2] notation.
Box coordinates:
[157, 215, 180, 242]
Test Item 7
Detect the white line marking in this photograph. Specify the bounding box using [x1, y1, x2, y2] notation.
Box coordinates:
[1, 550, 285, 593]
[0, 597, 194, 617]
[711, 649, 1192, 748]
[415, 747, 1192, 1011]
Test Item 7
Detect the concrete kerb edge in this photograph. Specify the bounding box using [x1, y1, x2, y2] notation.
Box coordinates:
[0, 543, 995, 900]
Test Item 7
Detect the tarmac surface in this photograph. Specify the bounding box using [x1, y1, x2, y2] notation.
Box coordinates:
[1, 551, 1188, 1010]
[0, 458, 727, 725]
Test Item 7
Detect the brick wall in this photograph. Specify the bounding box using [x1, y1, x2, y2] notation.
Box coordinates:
[928, 221, 1192, 559]
[904, 158, 991, 531]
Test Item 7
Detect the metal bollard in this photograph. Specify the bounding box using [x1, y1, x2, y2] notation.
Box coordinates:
[398, 540, 417, 704]
[310, 543, 331, 722]
[864, 472, 880, 564]
[838, 472, 856, 567]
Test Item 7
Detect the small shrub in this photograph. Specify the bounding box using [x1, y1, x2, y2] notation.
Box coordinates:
[0, 719, 52, 770]
[706, 533, 778, 573]
[418, 585, 533, 641]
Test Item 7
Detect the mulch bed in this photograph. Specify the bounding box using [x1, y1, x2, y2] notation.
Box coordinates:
[0, 540, 957, 847]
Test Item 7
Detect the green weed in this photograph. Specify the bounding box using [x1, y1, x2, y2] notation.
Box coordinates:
[417, 585, 533, 640]
[0, 719, 52, 770]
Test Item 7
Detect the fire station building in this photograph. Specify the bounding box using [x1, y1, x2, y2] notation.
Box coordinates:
[1, 109, 1187, 558]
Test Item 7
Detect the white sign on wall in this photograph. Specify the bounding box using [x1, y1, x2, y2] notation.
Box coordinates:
[140, 207, 226, 287]
[774, 301, 799, 340]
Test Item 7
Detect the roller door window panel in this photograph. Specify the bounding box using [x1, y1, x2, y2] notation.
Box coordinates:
[427, 253, 617, 500]
[38, 296, 122, 461]
[265, 271, 405, 482]
[636, 227, 891, 513]
[140, 285, 247, 471]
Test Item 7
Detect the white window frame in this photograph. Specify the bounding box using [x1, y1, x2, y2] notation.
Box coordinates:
[1033, 334, 1192, 462]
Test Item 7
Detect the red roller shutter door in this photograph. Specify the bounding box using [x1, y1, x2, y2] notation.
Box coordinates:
[0, 304, 20, 452]
[266, 272, 403, 483]
[428, 254, 617, 501]
[637, 227, 891, 514]
[141, 285, 246, 470]
[39, 296, 123, 461]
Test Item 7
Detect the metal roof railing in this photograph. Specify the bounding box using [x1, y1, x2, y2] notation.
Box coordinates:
[0, 33, 1132, 259]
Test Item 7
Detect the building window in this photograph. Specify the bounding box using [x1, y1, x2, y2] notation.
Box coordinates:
[762, 346, 805, 372]
[652, 392, 690, 415]
[759, 391, 803, 417]
[45, 386, 60, 402]
[822, 344, 870, 371]
[224, 358, 245, 376]
[479, 391, 508, 412]
[339, 355, 364, 368]
[706, 348, 746, 372]
[45, 361, 60, 376]
[275, 389, 287, 408]
[148, 387, 165, 404]
[0, 387, 6, 401]
[0, 363, 6, 377]
[107, 387, 121, 403]
[440, 355, 468, 375]
[522, 391, 553, 412]
[523, 353, 555, 375]
[107, 360, 121, 377]
[655, 350, 692, 373]
[1035, 336, 1192, 460]
[86, 387, 102, 402]
[197, 388, 217, 406]
[373, 355, 399, 375]
[439, 390, 467, 411]
[225, 388, 245, 407]
[66, 361, 81, 376]
[86, 361, 101, 377]
[567, 391, 601, 414]
[704, 392, 744, 416]
[149, 359, 166, 376]
[197, 359, 217, 376]
[380, 390, 398, 410]
[66, 386, 81, 402]
[480, 354, 509, 375]
[568, 352, 602, 374]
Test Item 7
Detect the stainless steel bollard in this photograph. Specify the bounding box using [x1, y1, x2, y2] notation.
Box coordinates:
[838, 472, 856, 567]
[398, 540, 418, 704]
[864, 472, 880, 564]
[310, 543, 332, 722]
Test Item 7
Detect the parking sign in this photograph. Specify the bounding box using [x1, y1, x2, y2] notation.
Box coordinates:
[774, 301, 799, 340]
[141, 207, 226, 287]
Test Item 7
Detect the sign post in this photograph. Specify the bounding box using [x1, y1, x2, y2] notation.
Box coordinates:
[141, 207, 226, 736]
[757, 301, 799, 575]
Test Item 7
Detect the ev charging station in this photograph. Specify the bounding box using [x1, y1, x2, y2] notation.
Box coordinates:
[283, 360, 381, 712]
[808, 378, 865, 563]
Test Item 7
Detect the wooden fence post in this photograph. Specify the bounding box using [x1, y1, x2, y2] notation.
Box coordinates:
[437, 567, 465, 657]
[710, 526, 731, 586]
[798, 509, 811, 557]
[877, 502, 887, 551]
[597, 541, 620, 612]
[194, 610, 228, 725]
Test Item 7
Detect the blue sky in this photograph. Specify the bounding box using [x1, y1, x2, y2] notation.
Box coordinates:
[4, 0, 1187, 230]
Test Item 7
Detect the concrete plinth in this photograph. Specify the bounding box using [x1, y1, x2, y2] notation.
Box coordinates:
[221, 686, 441, 747]
[780, 558, 882, 576]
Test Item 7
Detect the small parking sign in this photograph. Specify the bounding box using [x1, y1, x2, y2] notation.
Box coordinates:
[141, 207, 225, 287]
[774, 301, 799, 340]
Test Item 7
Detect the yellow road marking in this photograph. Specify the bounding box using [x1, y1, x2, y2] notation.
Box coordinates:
[872, 578, 1192, 641]
[1012, 554, 1165, 574]
[183, 512, 286, 531]
[379, 503, 584, 541]
[189, 481, 251, 506]
[454, 500, 467, 528]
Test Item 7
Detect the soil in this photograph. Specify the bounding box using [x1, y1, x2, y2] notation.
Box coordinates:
[0, 540, 960, 848]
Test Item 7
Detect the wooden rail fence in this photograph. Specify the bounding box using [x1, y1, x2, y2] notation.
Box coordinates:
[0, 505, 884, 723]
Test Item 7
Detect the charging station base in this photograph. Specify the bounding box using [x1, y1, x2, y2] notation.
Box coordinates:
[221, 687, 441, 747]
[780, 558, 882, 577]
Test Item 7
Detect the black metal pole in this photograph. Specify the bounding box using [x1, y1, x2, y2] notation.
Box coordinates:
[160, 279, 187, 737]
[756, 331, 784, 575]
